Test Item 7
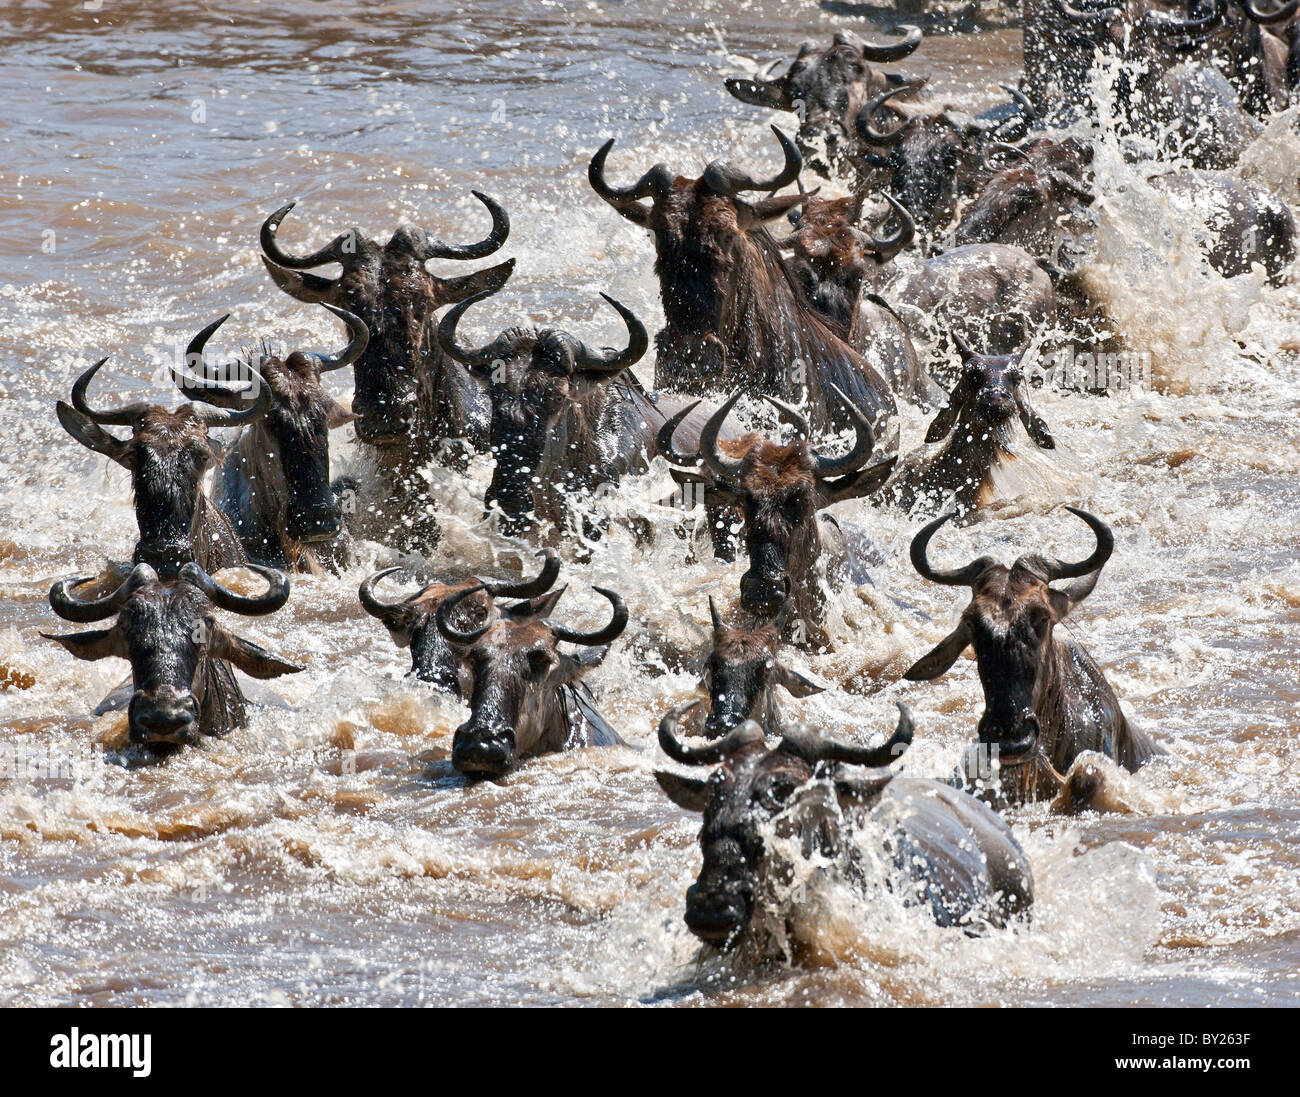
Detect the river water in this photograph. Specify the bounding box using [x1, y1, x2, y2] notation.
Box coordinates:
[1, 0, 1298, 1006]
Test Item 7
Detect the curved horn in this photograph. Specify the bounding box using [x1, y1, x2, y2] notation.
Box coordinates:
[910, 513, 996, 586]
[1049, 171, 1096, 205]
[571, 294, 648, 374]
[701, 126, 802, 196]
[762, 394, 810, 440]
[988, 141, 1031, 166]
[659, 701, 765, 765]
[657, 400, 705, 467]
[778, 702, 913, 766]
[48, 564, 156, 624]
[1054, 0, 1121, 23]
[854, 85, 912, 146]
[588, 139, 674, 206]
[416, 191, 510, 261]
[859, 24, 923, 62]
[1241, 0, 1299, 23]
[437, 287, 505, 371]
[179, 562, 290, 616]
[177, 316, 274, 427]
[708, 596, 724, 632]
[861, 193, 915, 259]
[812, 385, 876, 479]
[71, 358, 151, 426]
[1021, 506, 1114, 582]
[548, 586, 628, 647]
[484, 549, 561, 599]
[435, 583, 492, 646]
[1143, 1, 1225, 34]
[260, 202, 354, 269]
[358, 566, 408, 628]
[309, 304, 370, 373]
[698, 390, 745, 480]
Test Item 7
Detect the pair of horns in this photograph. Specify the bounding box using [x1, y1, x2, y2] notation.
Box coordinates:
[856, 82, 1034, 147]
[1055, 0, 1226, 35]
[261, 191, 510, 268]
[657, 699, 913, 767]
[776, 192, 916, 260]
[590, 126, 802, 207]
[911, 507, 1113, 587]
[49, 561, 289, 622]
[659, 385, 877, 481]
[438, 287, 647, 375]
[358, 549, 561, 626]
[434, 581, 627, 648]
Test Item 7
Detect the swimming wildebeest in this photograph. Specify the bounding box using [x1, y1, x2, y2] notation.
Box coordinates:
[176, 304, 369, 573]
[589, 126, 898, 440]
[903, 508, 1161, 805]
[43, 561, 300, 758]
[659, 386, 895, 634]
[260, 192, 514, 552]
[358, 549, 560, 696]
[433, 580, 629, 778]
[655, 702, 1034, 954]
[723, 25, 925, 180]
[876, 340, 1057, 519]
[56, 353, 269, 577]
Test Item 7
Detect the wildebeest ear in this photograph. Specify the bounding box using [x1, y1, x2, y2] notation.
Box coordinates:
[573, 644, 610, 670]
[505, 586, 566, 622]
[821, 456, 898, 504]
[748, 192, 812, 222]
[56, 401, 133, 468]
[327, 399, 357, 429]
[261, 256, 339, 305]
[724, 76, 794, 111]
[835, 772, 894, 810]
[903, 620, 973, 681]
[655, 770, 712, 813]
[1016, 393, 1055, 450]
[772, 663, 825, 698]
[209, 627, 303, 679]
[41, 628, 127, 662]
[436, 257, 516, 305]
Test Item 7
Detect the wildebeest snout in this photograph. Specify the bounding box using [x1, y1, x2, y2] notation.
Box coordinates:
[128, 686, 199, 745]
[452, 723, 519, 778]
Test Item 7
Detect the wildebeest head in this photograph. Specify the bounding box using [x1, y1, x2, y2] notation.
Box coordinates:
[259, 193, 514, 447]
[358, 549, 560, 696]
[777, 193, 916, 328]
[589, 126, 809, 328]
[655, 699, 912, 947]
[954, 138, 1096, 263]
[56, 352, 270, 576]
[434, 583, 628, 778]
[660, 386, 894, 618]
[724, 26, 924, 176]
[924, 339, 1055, 451]
[437, 287, 648, 535]
[903, 507, 1113, 760]
[43, 561, 299, 752]
[700, 598, 824, 737]
[856, 84, 1036, 233]
[177, 305, 368, 547]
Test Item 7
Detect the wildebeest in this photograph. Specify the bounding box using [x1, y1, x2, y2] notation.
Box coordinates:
[1202, 0, 1299, 116]
[903, 508, 1161, 805]
[437, 285, 696, 541]
[56, 354, 269, 577]
[1148, 170, 1297, 283]
[853, 83, 1037, 236]
[777, 193, 940, 405]
[43, 561, 300, 758]
[659, 386, 895, 632]
[588, 127, 898, 440]
[433, 581, 629, 778]
[875, 341, 1057, 519]
[259, 193, 514, 552]
[696, 598, 825, 738]
[723, 26, 925, 179]
[358, 549, 560, 696]
[175, 304, 369, 573]
[655, 702, 1034, 953]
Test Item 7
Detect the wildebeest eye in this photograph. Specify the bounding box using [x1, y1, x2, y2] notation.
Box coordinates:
[757, 777, 798, 810]
[1005, 367, 1023, 385]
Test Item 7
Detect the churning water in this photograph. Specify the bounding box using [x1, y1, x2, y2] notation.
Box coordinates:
[1, 1, 1298, 1005]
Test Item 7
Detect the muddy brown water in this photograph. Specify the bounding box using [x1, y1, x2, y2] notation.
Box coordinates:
[1, 1, 1299, 1005]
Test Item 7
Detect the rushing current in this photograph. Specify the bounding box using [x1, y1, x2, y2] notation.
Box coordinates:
[1, 0, 1298, 1006]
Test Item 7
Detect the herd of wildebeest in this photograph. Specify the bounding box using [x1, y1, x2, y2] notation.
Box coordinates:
[37, 2, 1298, 952]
